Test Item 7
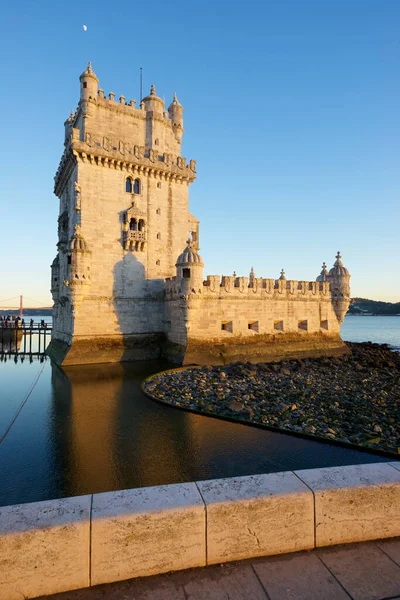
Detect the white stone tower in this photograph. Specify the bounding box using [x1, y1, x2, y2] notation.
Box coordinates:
[48, 63, 199, 365]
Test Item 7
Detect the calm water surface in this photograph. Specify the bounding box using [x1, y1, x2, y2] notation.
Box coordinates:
[0, 316, 398, 506]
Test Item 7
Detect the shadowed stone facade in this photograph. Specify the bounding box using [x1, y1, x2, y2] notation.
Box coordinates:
[48, 64, 351, 366]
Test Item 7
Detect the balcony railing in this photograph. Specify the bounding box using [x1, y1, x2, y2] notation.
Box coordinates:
[125, 231, 146, 242]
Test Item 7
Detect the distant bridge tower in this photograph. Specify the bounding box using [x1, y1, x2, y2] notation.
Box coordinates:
[19, 295, 23, 317]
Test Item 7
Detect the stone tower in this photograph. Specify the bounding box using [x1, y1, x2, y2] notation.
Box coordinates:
[48, 63, 199, 365]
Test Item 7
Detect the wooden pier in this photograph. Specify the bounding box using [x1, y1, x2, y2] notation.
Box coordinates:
[0, 322, 52, 356]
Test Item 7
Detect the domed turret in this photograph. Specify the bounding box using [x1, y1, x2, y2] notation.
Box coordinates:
[51, 255, 60, 302]
[142, 84, 164, 117]
[316, 262, 329, 282]
[70, 225, 89, 251]
[79, 62, 98, 101]
[175, 240, 204, 292]
[327, 252, 351, 323]
[168, 93, 183, 125]
[168, 93, 183, 143]
[328, 251, 350, 278]
[66, 226, 92, 298]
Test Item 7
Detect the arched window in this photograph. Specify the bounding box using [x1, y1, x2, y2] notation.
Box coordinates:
[133, 178, 141, 194]
[138, 219, 145, 232]
[126, 178, 133, 193]
[129, 218, 137, 231]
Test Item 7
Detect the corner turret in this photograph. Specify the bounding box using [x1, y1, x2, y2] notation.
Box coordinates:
[142, 84, 164, 117]
[175, 240, 204, 293]
[316, 262, 329, 282]
[65, 226, 92, 300]
[328, 251, 351, 323]
[51, 255, 60, 302]
[79, 62, 98, 101]
[168, 93, 184, 143]
[64, 111, 75, 146]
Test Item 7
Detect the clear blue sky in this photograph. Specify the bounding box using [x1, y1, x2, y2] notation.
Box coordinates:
[0, 0, 399, 307]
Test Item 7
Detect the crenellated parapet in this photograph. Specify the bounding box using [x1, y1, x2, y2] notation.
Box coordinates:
[165, 274, 332, 300]
[54, 131, 196, 195]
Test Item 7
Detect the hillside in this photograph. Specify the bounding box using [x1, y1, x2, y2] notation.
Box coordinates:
[348, 298, 400, 316]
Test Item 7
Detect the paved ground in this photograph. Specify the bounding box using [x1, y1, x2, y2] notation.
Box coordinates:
[41, 538, 400, 600]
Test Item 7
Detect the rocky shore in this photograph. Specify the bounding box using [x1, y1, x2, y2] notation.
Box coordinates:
[144, 342, 400, 455]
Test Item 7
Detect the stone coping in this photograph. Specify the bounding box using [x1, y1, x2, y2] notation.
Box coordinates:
[1, 462, 400, 599]
[141, 367, 399, 458]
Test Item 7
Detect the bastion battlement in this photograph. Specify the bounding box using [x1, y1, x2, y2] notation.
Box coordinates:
[165, 275, 332, 299]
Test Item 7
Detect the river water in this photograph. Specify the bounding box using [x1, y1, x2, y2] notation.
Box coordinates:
[0, 316, 398, 507]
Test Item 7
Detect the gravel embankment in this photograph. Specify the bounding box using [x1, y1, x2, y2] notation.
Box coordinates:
[144, 342, 400, 454]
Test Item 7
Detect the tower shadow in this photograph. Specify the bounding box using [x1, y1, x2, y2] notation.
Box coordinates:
[112, 252, 165, 362]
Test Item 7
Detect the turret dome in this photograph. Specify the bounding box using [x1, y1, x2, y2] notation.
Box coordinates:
[176, 240, 203, 266]
[70, 226, 89, 251]
[168, 92, 182, 111]
[316, 262, 329, 282]
[79, 61, 98, 82]
[328, 252, 349, 277]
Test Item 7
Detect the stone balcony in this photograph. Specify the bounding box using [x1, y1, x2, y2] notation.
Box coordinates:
[125, 230, 146, 242]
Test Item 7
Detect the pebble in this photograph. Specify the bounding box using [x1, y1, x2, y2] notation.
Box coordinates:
[145, 342, 400, 455]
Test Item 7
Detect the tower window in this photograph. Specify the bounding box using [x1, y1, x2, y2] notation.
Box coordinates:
[157, 182, 161, 189]
[67, 255, 72, 265]
[154, 139, 159, 146]
[83, 82, 87, 89]
[134, 178, 141, 194]
[157, 233, 161, 240]
[321, 320, 329, 330]
[182, 268, 191, 278]
[156, 208, 161, 215]
[156, 260, 160, 266]
[274, 320, 284, 332]
[126, 178, 133, 193]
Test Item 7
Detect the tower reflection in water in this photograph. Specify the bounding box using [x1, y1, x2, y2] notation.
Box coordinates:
[50, 360, 279, 499]
[48, 360, 390, 502]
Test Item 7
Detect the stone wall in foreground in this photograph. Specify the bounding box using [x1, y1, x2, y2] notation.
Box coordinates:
[1, 462, 399, 599]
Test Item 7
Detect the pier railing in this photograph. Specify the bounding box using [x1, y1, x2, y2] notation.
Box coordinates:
[0, 322, 53, 356]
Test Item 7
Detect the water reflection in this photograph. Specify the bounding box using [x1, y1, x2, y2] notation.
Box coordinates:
[0, 359, 392, 507]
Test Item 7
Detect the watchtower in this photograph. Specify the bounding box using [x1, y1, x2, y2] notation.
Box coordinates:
[49, 63, 199, 365]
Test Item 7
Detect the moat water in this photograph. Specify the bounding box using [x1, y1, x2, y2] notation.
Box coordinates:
[0, 315, 398, 507]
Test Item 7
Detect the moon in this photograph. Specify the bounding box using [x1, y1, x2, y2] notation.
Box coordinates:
[83, 25, 87, 31]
